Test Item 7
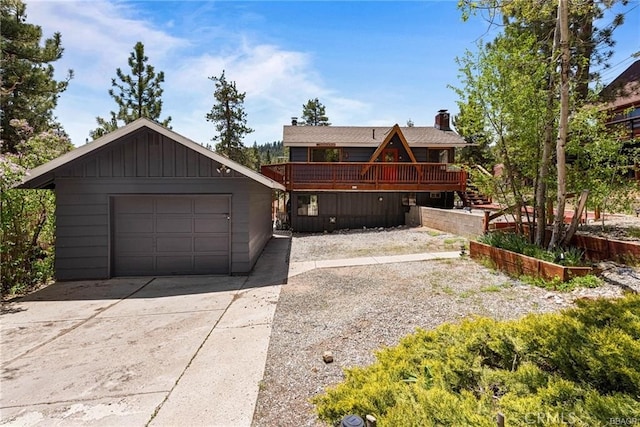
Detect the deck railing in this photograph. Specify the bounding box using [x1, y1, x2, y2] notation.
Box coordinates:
[261, 162, 467, 192]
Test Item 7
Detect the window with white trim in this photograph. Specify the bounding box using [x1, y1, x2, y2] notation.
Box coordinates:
[297, 194, 318, 216]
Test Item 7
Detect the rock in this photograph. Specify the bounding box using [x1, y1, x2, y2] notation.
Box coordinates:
[322, 351, 334, 363]
[599, 265, 640, 294]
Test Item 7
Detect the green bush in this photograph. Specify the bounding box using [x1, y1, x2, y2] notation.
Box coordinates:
[520, 274, 603, 292]
[1, 120, 72, 296]
[313, 295, 640, 426]
[479, 232, 587, 266]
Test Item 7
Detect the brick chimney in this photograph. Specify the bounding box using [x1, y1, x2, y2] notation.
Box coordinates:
[435, 109, 451, 131]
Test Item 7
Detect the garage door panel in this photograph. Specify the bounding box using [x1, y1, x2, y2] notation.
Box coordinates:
[194, 198, 228, 214]
[156, 256, 194, 275]
[115, 237, 154, 253]
[156, 197, 192, 214]
[156, 217, 193, 233]
[194, 236, 228, 252]
[112, 195, 230, 276]
[115, 215, 154, 233]
[194, 217, 228, 233]
[194, 256, 228, 274]
[156, 237, 193, 253]
[115, 256, 155, 275]
[114, 198, 153, 214]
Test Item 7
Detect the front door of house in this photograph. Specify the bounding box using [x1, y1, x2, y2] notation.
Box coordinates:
[381, 149, 398, 181]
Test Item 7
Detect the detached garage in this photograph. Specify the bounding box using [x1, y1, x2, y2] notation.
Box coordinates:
[19, 118, 284, 280]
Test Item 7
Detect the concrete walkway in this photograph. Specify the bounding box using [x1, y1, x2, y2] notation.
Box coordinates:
[1, 239, 461, 427]
[288, 251, 461, 278]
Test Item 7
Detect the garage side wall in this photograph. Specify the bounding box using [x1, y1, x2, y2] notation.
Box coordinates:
[247, 180, 274, 269]
[53, 129, 264, 280]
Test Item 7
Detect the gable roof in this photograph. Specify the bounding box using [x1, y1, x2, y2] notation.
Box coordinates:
[283, 124, 469, 147]
[600, 59, 640, 109]
[366, 124, 419, 163]
[19, 118, 285, 190]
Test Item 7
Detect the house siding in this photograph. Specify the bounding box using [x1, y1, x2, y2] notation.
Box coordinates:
[52, 129, 272, 280]
[248, 180, 273, 269]
[290, 191, 407, 233]
[288, 190, 455, 233]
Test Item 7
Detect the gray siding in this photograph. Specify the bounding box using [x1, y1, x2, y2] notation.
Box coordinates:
[290, 192, 407, 233]
[53, 129, 273, 280]
[247, 180, 273, 269]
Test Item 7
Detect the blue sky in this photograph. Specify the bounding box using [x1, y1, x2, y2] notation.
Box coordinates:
[26, 1, 640, 147]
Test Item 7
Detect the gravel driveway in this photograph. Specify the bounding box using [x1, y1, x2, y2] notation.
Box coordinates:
[252, 226, 624, 427]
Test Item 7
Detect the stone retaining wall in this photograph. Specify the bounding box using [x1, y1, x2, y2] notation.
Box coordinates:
[407, 206, 485, 238]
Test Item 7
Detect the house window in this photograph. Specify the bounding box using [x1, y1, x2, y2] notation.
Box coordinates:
[297, 194, 318, 216]
[310, 148, 341, 162]
[439, 149, 449, 163]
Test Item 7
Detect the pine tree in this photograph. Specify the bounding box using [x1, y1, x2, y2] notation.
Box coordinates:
[0, 0, 73, 152]
[301, 98, 330, 126]
[206, 70, 254, 164]
[91, 41, 171, 139]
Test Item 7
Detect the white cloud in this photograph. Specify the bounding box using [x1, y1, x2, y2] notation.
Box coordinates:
[27, 1, 187, 88]
[166, 41, 371, 145]
[23, 1, 374, 146]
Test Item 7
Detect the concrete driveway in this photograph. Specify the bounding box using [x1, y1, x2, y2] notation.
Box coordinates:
[0, 235, 290, 427]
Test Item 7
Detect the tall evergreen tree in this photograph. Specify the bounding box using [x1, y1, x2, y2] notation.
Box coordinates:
[0, 0, 73, 152]
[206, 70, 254, 164]
[301, 98, 330, 126]
[91, 41, 170, 139]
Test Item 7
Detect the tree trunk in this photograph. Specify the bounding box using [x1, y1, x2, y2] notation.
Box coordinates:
[562, 190, 589, 246]
[535, 13, 562, 247]
[549, 0, 570, 250]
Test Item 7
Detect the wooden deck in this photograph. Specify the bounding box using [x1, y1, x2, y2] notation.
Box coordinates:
[261, 162, 467, 192]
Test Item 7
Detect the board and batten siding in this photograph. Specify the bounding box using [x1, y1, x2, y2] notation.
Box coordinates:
[53, 128, 272, 280]
[290, 191, 406, 233]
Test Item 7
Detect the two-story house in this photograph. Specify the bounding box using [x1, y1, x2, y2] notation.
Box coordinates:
[600, 59, 640, 180]
[601, 59, 640, 139]
[261, 110, 472, 232]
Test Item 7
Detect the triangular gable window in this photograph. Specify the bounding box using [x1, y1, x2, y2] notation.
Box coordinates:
[362, 124, 418, 174]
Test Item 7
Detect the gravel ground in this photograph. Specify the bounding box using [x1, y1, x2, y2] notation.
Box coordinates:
[577, 213, 640, 241]
[252, 225, 629, 427]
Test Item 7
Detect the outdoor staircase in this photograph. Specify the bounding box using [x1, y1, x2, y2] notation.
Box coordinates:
[457, 165, 492, 207]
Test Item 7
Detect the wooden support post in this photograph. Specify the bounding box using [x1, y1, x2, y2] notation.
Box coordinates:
[365, 414, 377, 427]
[483, 210, 490, 234]
[497, 413, 505, 427]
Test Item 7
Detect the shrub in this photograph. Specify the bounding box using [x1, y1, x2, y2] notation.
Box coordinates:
[0, 120, 72, 296]
[313, 295, 640, 426]
[520, 274, 603, 292]
[478, 232, 587, 266]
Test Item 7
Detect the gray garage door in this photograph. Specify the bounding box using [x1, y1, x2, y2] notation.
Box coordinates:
[112, 195, 230, 276]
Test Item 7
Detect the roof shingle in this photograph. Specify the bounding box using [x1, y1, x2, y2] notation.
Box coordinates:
[283, 125, 468, 146]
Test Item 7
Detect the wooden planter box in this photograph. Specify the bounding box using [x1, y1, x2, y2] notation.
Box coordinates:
[570, 234, 640, 262]
[469, 241, 593, 282]
[486, 223, 640, 263]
